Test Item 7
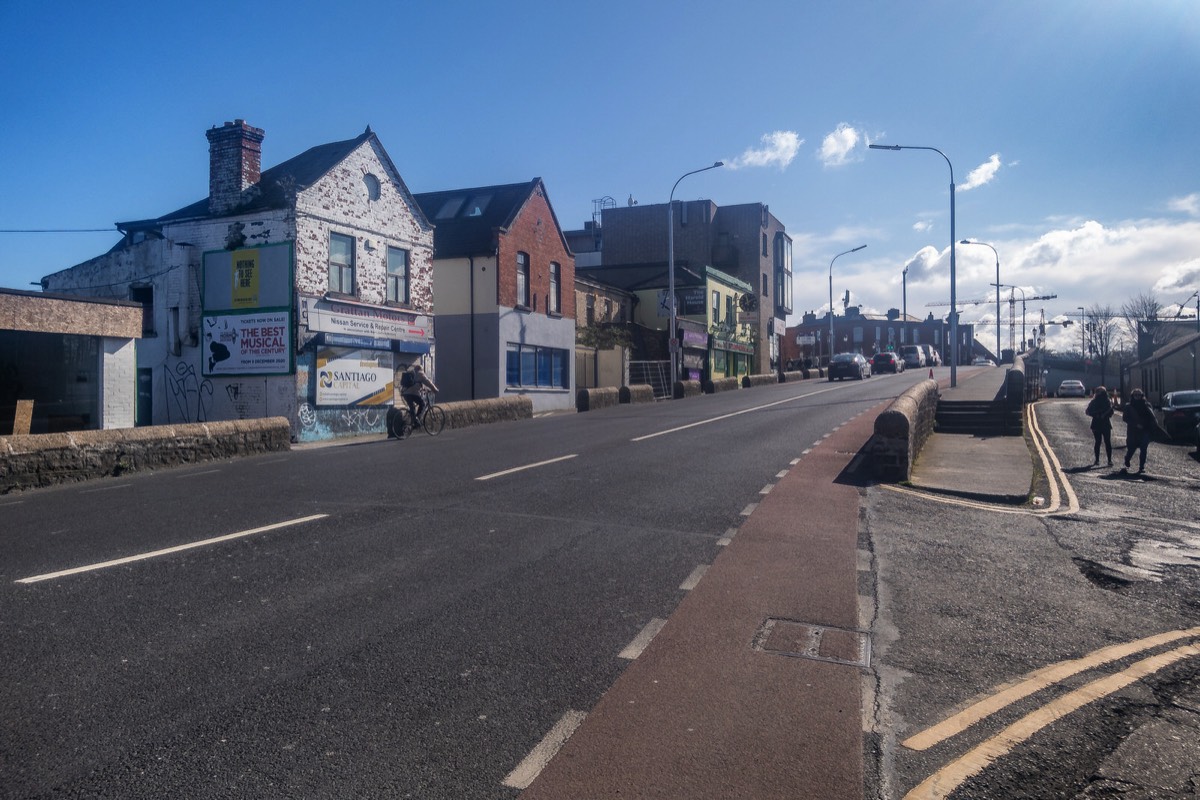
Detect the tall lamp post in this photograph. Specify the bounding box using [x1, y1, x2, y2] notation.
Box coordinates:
[1078, 306, 1086, 360]
[902, 265, 909, 346]
[828, 245, 867, 361]
[960, 239, 1000, 363]
[668, 161, 724, 382]
[870, 143, 958, 387]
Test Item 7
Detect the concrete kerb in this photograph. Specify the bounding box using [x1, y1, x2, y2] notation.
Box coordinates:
[868, 379, 939, 482]
[576, 386, 655, 411]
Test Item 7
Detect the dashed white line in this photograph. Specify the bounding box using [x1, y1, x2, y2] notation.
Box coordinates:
[759, 484, 774, 495]
[502, 710, 587, 789]
[740, 503, 758, 516]
[15, 514, 329, 584]
[475, 454, 577, 481]
[619, 618, 667, 660]
[679, 564, 709, 591]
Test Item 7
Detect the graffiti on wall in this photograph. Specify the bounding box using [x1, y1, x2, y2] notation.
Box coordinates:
[164, 361, 212, 423]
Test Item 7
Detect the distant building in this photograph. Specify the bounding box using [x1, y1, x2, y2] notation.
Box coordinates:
[1126, 330, 1200, 405]
[783, 308, 977, 368]
[42, 120, 435, 442]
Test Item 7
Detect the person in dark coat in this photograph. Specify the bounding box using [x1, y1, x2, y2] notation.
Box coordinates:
[1121, 388, 1165, 474]
[1085, 385, 1114, 466]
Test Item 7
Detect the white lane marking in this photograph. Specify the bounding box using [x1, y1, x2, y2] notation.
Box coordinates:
[176, 469, 222, 478]
[790, 458, 802, 465]
[15, 514, 329, 584]
[760, 484, 774, 495]
[82, 484, 132, 493]
[740, 503, 758, 516]
[630, 385, 844, 442]
[717, 527, 738, 546]
[776, 470, 790, 479]
[502, 709, 587, 790]
[475, 454, 577, 481]
[619, 618, 667, 660]
[680, 564, 708, 591]
[0, 500, 24, 508]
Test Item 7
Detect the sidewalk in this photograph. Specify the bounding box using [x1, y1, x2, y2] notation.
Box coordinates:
[908, 366, 1035, 504]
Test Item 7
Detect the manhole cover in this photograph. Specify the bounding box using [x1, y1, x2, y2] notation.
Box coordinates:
[752, 618, 871, 668]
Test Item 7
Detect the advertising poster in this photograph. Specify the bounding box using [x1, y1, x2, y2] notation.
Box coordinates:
[231, 249, 260, 308]
[315, 348, 395, 406]
[202, 311, 292, 376]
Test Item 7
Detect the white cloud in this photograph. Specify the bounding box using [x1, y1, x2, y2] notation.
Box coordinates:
[818, 123, 860, 167]
[725, 131, 803, 170]
[912, 220, 932, 233]
[1167, 193, 1200, 216]
[960, 153, 1002, 191]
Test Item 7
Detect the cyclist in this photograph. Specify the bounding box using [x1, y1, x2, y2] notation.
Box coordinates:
[400, 363, 439, 423]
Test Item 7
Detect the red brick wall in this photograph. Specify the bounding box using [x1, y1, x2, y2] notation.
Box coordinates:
[496, 186, 575, 320]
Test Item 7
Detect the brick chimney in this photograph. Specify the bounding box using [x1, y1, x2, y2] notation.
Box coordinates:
[205, 120, 265, 215]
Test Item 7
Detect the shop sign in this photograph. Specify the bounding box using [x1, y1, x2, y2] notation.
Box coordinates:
[302, 297, 432, 343]
[681, 328, 709, 348]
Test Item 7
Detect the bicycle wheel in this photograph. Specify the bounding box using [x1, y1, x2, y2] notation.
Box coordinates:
[422, 405, 446, 436]
[390, 407, 413, 439]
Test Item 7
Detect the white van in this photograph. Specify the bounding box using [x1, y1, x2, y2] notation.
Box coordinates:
[900, 345, 925, 369]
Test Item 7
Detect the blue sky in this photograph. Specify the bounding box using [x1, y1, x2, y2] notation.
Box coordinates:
[2, 0, 1198, 353]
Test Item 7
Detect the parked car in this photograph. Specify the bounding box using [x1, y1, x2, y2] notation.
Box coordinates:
[972, 356, 996, 366]
[1057, 379, 1086, 398]
[872, 352, 903, 373]
[1157, 390, 1200, 442]
[900, 344, 925, 369]
[828, 352, 871, 381]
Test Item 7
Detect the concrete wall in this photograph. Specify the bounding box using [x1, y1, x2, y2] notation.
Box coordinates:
[869, 379, 940, 482]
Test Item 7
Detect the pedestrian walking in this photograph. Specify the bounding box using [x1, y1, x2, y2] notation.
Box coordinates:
[1120, 388, 1165, 474]
[1085, 385, 1114, 466]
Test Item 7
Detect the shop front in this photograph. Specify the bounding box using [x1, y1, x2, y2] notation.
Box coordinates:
[711, 330, 755, 378]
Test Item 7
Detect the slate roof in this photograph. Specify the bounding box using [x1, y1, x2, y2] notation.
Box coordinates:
[412, 179, 570, 260]
[119, 127, 429, 231]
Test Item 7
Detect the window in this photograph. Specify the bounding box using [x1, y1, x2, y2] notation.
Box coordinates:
[363, 173, 381, 201]
[762, 233, 768, 257]
[329, 233, 355, 294]
[762, 273, 769, 296]
[436, 197, 465, 219]
[130, 285, 155, 336]
[726, 294, 734, 323]
[712, 290, 720, 322]
[516, 251, 530, 307]
[549, 262, 561, 314]
[586, 295, 595, 326]
[387, 246, 410, 303]
[506, 343, 570, 388]
[603, 299, 611, 320]
[465, 195, 491, 217]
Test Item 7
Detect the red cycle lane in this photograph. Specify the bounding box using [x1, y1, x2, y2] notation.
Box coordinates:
[520, 408, 880, 799]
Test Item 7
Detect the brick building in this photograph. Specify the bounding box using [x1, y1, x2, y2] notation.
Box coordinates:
[41, 120, 435, 442]
[783, 307, 977, 369]
[413, 179, 576, 412]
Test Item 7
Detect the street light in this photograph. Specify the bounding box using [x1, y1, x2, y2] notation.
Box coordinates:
[870, 143, 958, 387]
[668, 161, 724, 383]
[902, 264, 909, 346]
[960, 239, 1001, 363]
[1078, 306, 1086, 360]
[829, 245, 867, 361]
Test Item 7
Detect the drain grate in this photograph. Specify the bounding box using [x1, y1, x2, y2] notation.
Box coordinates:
[752, 618, 871, 668]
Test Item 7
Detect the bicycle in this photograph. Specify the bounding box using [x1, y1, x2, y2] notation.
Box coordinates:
[389, 390, 446, 439]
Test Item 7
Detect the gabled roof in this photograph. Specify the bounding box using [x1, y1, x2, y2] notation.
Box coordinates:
[129, 127, 430, 230]
[412, 178, 570, 259]
[1129, 329, 1200, 368]
[576, 262, 705, 292]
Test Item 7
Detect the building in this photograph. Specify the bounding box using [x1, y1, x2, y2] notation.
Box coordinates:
[591, 200, 793, 378]
[1126, 330, 1200, 405]
[783, 307, 977, 368]
[41, 120, 434, 442]
[1, 288, 143, 435]
[413, 179, 576, 413]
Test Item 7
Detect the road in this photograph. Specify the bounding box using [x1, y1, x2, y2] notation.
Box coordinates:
[1, 369, 917, 799]
[868, 396, 1200, 799]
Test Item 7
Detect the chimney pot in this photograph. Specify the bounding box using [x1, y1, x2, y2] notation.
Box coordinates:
[206, 120, 265, 216]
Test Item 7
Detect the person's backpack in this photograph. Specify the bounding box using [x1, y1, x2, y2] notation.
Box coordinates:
[399, 370, 416, 390]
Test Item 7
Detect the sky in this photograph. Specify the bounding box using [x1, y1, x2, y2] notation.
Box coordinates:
[2, 0, 1198, 355]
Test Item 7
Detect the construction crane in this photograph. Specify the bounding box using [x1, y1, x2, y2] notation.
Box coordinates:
[928, 292, 1057, 354]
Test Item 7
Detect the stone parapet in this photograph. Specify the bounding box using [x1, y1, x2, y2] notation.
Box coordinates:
[441, 397, 533, 427]
[703, 377, 740, 394]
[741, 373, 778, 388]
[674, 380, 703, 399]
[869, 379, 939, 481]
[576, 388, 620, 412]
[619, 385, 656, 404]
[0, 418, 291, 494]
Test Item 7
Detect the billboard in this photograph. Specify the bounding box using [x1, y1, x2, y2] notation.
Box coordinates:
[202, 311, 292, 376]
[203, 243, 293, 312]
[315, 348, 395, 406]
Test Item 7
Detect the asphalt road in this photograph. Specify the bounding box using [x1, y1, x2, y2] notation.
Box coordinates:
[867, 395, 1200, 799]
[1, 370, 923, 799]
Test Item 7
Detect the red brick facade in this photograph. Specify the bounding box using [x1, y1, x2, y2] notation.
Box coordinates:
[496, 186, 576, 320]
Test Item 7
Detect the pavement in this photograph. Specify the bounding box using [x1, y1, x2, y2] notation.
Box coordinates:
[908, 366, 1035, 504]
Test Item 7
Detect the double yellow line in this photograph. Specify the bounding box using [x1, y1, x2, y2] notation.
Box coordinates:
[903, 626, 1200, 799]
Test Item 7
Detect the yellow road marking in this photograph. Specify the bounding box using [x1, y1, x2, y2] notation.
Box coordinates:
[904, 643, 1200, 800]
[903, 626, 1200, 750]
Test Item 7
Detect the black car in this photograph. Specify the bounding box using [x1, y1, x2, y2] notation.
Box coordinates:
[1158, 390, 1200, 442]
[871, 352, 903, 374]
[828, 353, 871, 381]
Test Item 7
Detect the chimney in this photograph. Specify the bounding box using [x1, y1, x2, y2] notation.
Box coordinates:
[206, 120, 265, 215]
